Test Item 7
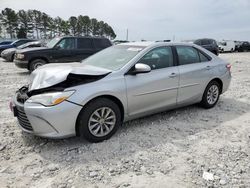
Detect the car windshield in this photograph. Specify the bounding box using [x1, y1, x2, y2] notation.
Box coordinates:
[219, 42, 226, 46]
[17, 42, 33, 49]
[11, 40, 18, 45]
[46, 38, 61, 48]
[81, 45, 144, 70]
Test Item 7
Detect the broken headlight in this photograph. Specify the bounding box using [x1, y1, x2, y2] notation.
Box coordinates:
[26, 90, 75, 106]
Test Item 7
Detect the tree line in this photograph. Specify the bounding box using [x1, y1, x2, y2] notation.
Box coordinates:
[0, 8, 116, 40]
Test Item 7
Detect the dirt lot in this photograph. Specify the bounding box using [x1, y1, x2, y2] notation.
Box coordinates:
[0, 53, 250, 188]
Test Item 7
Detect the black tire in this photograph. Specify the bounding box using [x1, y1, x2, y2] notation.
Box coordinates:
[200, 81, 221, 109]
[10, 54, 15, 62]
[29, 59, 46, 72]
[77, 98, 122, 143]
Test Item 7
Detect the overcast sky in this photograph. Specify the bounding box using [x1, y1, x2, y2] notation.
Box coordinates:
[1, 0, 250, 41]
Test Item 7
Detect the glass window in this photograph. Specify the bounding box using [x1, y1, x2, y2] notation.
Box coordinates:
[46, 38, 61, 48]
[82, 45, 143, 70]
[201, 40, 211, 45]
[56, 38, 75, 49]
[138, 47, 173, 70]
[194, 40, 201, 45]
[77, 38, 93, 49]
[94, 39, 111, 49]
[15, 40, 30, 46]
[199, 52, 210, 62]
[176, 46, 200, 65]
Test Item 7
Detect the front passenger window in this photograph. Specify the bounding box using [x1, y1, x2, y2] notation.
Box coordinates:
[56, 38, 75, 49]
[138, 47, 173, 70]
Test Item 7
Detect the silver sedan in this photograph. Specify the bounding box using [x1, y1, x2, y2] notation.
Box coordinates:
[11, 42, 231, 142]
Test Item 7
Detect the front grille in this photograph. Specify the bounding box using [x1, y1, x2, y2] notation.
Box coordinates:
[16, 107, 33, 131]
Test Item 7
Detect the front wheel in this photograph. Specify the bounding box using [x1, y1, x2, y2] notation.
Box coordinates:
[29, 59, 46, 72]
[200, 81, 220, 109]
[77, 98, 121, 143]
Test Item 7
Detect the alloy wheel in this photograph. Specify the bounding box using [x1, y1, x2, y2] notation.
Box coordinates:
[207, 85, 219, 105]
[88, 107, 116, 137]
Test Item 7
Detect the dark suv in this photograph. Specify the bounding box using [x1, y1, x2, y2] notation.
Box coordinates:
[194, 38, 219, 55]
[237, 41, 250, 52]
[14, 36, 112, 71]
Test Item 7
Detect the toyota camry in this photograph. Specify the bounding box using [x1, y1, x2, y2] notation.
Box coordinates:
[11, 42, 231, 142]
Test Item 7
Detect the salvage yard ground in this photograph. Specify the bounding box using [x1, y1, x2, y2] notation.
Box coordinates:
[0, 53, 250, 188]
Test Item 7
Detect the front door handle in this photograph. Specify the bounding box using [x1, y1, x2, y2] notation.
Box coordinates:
[169, 73, 177, 78]
[205, 66, 211, 70]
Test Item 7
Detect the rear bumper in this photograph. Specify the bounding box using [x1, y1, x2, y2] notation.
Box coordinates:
[14, 59, 29, 69]
[221, 71, 231, 94]
[11, 93, 82, 139]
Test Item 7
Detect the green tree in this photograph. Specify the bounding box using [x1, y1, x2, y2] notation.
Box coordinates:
[40, 12, 52, 39]
[31, 10, 42, 39]
[60, 20, 70, 35]
[77, 15, 91, 36]
[17, 27, 27, 38]
[90, 18, 100, 36]
[69, 16, 77, 36]
[0, 8, 18, 38]
[18, 10, 33, 37]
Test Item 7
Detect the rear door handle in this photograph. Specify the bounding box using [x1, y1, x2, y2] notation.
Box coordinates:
[169, 73, 177, 78]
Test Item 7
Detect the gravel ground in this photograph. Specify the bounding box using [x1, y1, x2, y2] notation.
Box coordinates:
[0, 53, 250, 188]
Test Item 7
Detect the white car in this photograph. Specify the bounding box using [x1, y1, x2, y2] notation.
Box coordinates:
[219, 41, 235, 53]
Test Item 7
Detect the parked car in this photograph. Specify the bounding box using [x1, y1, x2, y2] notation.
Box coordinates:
[0, 41, 13, 46]
[1, 41, 42, 62]
[0, 39, 35, 54]
[14, 36, 112, 72]
[237, 41, 250, 52]
[218, 40, 235, 53]
[11, 42, 231, 142]
[194, 38, 219, 55]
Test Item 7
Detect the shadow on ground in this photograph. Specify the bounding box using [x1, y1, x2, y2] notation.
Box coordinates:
[20, 96, 250, 166]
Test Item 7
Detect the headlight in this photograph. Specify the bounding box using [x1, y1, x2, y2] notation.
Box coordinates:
[16, 53, 25, 59]
[26, 90, 75, 106]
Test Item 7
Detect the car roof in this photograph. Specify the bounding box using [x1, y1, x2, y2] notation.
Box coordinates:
[118, 41, 197, 48]
[61, 36, 109, 39]
[118, 41, 155, 47]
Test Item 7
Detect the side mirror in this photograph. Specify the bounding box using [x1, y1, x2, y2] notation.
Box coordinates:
[131, 63, 151, 75]
[54, 45, 61, 50]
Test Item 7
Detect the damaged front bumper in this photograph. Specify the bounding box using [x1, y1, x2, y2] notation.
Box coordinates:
[11, 87, 83, 139]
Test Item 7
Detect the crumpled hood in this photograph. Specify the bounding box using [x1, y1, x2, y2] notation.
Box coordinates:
[29, 63, 111, 91]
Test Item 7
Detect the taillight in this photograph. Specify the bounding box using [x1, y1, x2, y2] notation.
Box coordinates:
[9, 101, 13, 112]
[226, 64, 231, 72]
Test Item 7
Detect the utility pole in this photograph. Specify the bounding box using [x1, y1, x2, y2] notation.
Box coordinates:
[126, 29, 128, 41]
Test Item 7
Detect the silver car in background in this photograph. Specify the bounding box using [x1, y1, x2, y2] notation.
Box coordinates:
[11, 42, 231, 142]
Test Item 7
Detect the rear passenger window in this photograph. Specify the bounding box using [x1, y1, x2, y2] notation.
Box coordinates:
[199, 52, 210, 62]
[77, 38, 93, 49]
[201, 40, 211, 45]
[94, 39, 111, 49]
[176, 46, 200, 65]
[138, 47, 173, 70]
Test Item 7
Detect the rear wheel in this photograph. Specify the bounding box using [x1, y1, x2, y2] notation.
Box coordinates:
[29, 59, 46, 72]
[77, 98, 121, 143]
[200, 81, 220, 109]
